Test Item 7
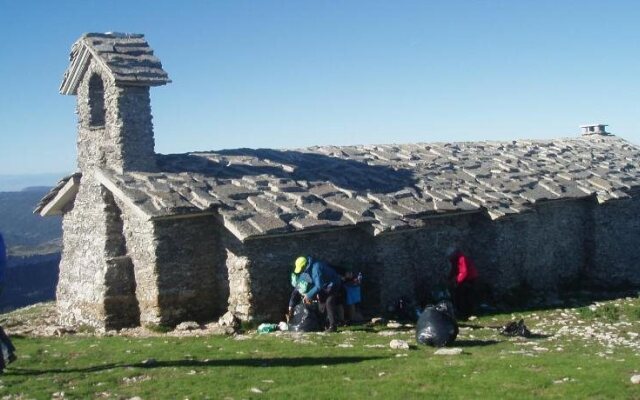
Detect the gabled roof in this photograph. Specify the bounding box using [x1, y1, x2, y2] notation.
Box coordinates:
[85, 135, 640, 241]
[60, 33, 170, 95]
[34, 173, 81, 216]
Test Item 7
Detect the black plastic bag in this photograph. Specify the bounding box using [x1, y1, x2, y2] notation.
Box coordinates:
[288, 303, 323, 332]
[500, 319, 531, 338]
[416, 302, 459, 347]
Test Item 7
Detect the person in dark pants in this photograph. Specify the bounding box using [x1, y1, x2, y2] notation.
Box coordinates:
[294, 256, 342, 332]
[0, 233, 17, 373]
[447, 246, 479, 320]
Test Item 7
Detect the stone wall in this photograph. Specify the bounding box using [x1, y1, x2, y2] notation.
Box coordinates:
[590, 196, 640, 286]
[152, 215, 228, 325]
[227, 198, 621, 322]
[57, 186, 640, 328]
[468, 199, 591, 299]
[57, 175, 139, 329]
[113, 197, 157, 325]
[224, 227, 376, 321]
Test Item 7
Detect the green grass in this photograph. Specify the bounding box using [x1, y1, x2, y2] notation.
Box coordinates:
[1, 297, 640, 399]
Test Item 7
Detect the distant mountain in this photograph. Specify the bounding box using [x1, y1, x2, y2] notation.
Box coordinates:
[0, 186, 62, 312]
[0, 173, 68, 193]
[0, 187, 62, 248]
[1, 252, 60, 312]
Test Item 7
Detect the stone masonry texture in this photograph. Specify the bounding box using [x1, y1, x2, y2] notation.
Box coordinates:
[42, 33, 640, 329]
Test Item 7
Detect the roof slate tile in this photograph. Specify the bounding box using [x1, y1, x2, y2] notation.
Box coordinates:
[40, 135, 639, 241]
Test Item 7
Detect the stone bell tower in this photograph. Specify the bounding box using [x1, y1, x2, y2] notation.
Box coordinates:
[60, 32, 171, 173]
[53, 33, 170, 330]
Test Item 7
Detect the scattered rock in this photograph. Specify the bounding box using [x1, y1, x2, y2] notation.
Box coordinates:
[631, 374, 640, 384]
[122, 375, 150, 384]
[378, 372, 386, 377]
[387, 321, 402, 329]
[468, 316, 477, 321]
[434, 348, 463, 355]
[218, 311, 240, 329]
[370, 317, 387, 325]
[175, 321, 201, 331]
[202, 322, 235, 336]
[377, 330, 398, 337]
[337, 343, 354, 348]
[389, 339, 409, 350]
[250, 388, 263, 394]
[44, 326, 76, 337]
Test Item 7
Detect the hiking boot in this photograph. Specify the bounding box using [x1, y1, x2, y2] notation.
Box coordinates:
[324, 325, 337, 333]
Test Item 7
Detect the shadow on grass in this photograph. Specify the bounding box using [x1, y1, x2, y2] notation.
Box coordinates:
[453, 339, 501, 347]
[7, 356, 385, 376]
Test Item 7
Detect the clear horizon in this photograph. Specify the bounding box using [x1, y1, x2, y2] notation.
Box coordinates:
[1, 1, 639, 176]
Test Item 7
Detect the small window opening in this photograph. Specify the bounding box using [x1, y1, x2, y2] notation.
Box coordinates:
[88, 74, 106, 127]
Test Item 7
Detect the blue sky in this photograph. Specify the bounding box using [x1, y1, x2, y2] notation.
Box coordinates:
[0, 1, 639, 180]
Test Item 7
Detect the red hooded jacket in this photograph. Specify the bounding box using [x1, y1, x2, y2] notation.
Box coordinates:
[449, 251, 478, 285]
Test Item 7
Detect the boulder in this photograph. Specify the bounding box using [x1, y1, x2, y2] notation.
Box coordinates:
[389, 339, 409, 350]
[218, 311, 240, 329]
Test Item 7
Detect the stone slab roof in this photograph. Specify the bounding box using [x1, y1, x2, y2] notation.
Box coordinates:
[34, 173, 82, 215]
[60, 33, 170, 95]
[91, 135, 640, 241]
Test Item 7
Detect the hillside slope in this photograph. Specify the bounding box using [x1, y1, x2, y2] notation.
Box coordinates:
[0, 187, 62, 248]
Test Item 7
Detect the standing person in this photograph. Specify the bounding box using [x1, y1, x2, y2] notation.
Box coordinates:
[294, 256, 342, 332]
[0, 233, 17, 373]
[341, 268, 364, 324]
[447, 246, 479, 319]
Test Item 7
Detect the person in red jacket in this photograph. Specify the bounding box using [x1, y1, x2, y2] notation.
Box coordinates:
[447, 246, 479, 319]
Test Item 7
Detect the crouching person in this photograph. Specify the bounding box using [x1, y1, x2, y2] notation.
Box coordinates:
[294, 256, 342, 332]
[287, 263, 314, 321]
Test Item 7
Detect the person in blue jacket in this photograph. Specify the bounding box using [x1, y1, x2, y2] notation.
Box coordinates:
[0, 233, 17, 373]
[293, 256, 342, 332]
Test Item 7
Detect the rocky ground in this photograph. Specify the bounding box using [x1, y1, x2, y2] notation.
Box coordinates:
[4, 296, 639, 358]
[1, 296, 639, 398]
[0, 303, 237, 338]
